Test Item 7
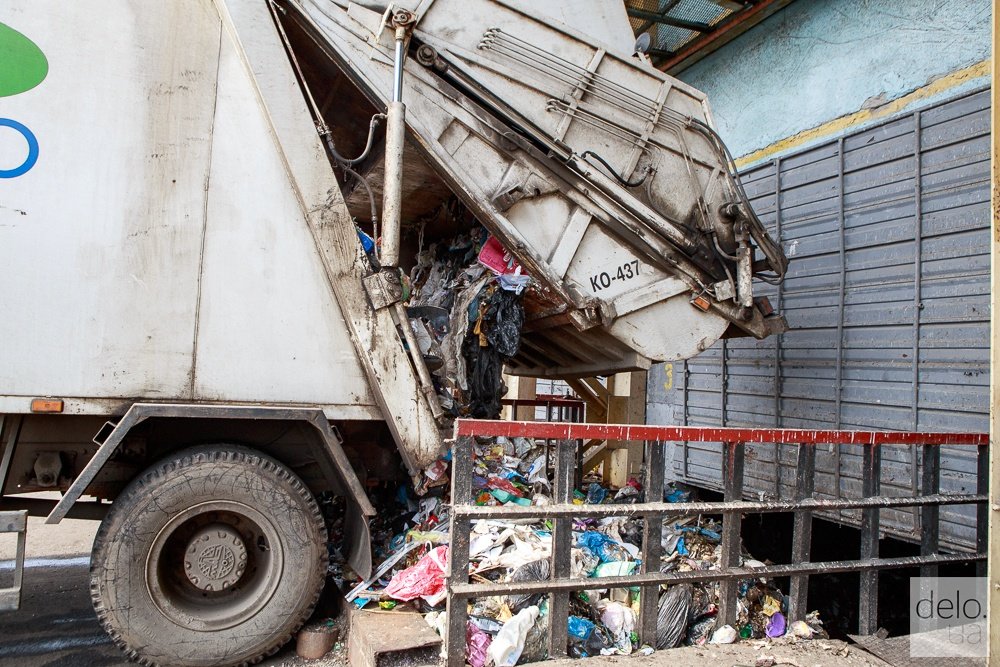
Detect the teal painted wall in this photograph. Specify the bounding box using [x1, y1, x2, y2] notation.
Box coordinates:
[679, 0, 991, 161]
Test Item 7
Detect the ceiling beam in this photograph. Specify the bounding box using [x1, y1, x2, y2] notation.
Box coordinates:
[633, 0, 683, 37]
[626, 7, 712, 33]
[657, 0, 797, 75]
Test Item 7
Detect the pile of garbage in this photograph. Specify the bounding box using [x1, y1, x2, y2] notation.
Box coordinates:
[332, 438, 828, 665]
[405, 225, 530, 419]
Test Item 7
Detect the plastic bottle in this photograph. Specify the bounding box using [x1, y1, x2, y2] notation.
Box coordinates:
[487, 605, 539, 667]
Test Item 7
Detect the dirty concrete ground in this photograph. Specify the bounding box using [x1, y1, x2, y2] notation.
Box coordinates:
[0, 512, 936, 667]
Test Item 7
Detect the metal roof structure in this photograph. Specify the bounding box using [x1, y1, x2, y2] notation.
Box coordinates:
[625, 0, 795, 75]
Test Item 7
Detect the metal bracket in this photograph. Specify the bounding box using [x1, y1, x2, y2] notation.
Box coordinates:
[0, 510, 27, 611]
[363, 269, 403, 310]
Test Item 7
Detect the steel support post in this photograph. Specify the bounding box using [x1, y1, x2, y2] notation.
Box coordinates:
[718, 441, 745, 627]
[788, 443, 815, 621]
[858, 444, 881, 635]
[547, 439, 575, 658]
[919, 444, 940, 580]
[446, 436, 475, 667]
[639, 440, 666, 646]
[976, 443, 988, 578]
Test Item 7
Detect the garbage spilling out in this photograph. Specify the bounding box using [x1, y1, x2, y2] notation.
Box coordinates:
[405, 225, 530, 419]
[328, 435, 831, 666]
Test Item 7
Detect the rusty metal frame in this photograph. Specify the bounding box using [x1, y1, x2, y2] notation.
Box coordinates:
[46, 403, 376, 524]
[445, 419, 987, 664]
[500, 396, 585, 423]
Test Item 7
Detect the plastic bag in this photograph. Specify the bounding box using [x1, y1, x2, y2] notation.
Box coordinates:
[656, 584, 692, 649]
[684, 615, 716, 646]
[485, 288, 524, 358]
[384, 545, 448, 605]
[519, 604, 549, 663]
[765, 612, 786, 638]
[586, 483, 607, 504]
[577, 531, 629, 563]
[487, 606, 539, 667]
[709, 624, 738, 644]
[599, 601, 635, 654]
[568, 616, 596, 640]
[594, 561, 635, 578]
[467, 620, 493, 667]
[505, 559, 550, 613]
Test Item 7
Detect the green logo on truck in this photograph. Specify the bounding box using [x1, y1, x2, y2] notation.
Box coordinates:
[0, 22, 47, 97]
[0, 22, 45, 178]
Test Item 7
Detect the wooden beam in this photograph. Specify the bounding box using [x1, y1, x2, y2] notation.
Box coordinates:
[566, 378, 608, 418]
[988, 1, 999, 661]
[608, 371, 648, 487]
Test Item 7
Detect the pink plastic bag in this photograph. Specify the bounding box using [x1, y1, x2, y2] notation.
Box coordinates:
[384, 545, 449, 606]
[466, 620, 492, 667]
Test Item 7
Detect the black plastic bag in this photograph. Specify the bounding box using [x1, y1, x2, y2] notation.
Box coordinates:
[656, 584, 692, 649]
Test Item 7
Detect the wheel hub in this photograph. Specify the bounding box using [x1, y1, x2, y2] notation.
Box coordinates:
[183, 523, 247, 591]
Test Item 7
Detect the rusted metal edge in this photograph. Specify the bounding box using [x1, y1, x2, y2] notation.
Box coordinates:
[449, 552, 983, 598]
[453, 419, 988, 446]
[47, 403, 376, 524]
[451, 494, 986, 519]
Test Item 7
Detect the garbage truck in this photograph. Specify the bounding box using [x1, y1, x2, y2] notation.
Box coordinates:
[0, 0, 787, 663]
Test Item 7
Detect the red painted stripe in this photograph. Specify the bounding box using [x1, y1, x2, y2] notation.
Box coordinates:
[452, 419, 988, 446]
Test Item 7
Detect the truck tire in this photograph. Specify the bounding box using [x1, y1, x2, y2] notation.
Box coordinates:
[90, 445, 328, 666]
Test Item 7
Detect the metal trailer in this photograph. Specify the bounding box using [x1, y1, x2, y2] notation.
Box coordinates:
[0, 0, 786, 664]
[648, 87, 991, 553]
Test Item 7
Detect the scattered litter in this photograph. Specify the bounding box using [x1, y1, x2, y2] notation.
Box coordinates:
[329, 427, 824, 664]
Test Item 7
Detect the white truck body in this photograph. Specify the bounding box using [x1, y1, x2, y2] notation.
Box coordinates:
[1, 0, 446, 470]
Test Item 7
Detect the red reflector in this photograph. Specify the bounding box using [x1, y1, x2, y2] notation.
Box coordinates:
[31, 398, 64, 413]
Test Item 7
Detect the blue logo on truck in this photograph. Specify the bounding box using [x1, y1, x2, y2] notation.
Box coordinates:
[0, 118, 38, 178]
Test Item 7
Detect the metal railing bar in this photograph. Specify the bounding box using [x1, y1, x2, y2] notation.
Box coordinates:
[858, 443, 882, 634]
[450, 552, 984, 599]
[451, 493, 987, 519]
[718, 441, 744, 626]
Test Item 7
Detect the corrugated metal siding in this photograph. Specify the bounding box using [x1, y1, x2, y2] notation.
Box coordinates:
[647, 87, 990, 552]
